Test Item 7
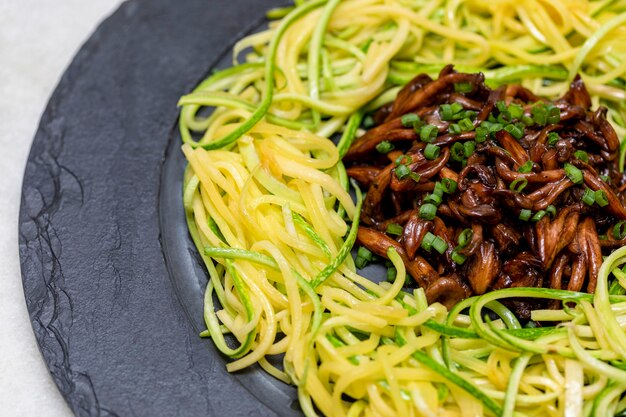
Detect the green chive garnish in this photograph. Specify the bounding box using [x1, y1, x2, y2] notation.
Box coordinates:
[424, 193, 442, 206]
[614, 221, 626, 239]
[457, 228, 473, 248]
[582, 187, 596, 206]
[531, 210, 546, 222]
[450, 142, 465, 161]
[424, 143, 441, 160]
[401, 113, 420, 127]
[508, 104, 524, 119]
[458, 118, 474, 132]
[420, 124, 438, 143]
[432, 236, 449, 254]
[519, 209, 532, 221]
[451, 250, 467, 265]
[441, 178, 458, 193]
[448, 123, 462, 135]
[504, 123, 524, 139]
[421, 232, 436, 251]
[355, 246, 374, 269]
[376, 140, 394, 154]
[574, 150, 589, 163]
[475, 126, 489, 143]
[386, 223, 403, 236]
[564, 163, 583, 184]
[463, 141, 476, 157]
[532, 103, 548, 125]
[595, 190, 609, 207]
[547, 132, 560, 147]
[433, 182, 444, 197]
[509, 178, 528, 192]
[518, 161, 533, 173]
[419, 203, 438, 220]
[547, 106, 561, 124]
[395, 164, 411, 180]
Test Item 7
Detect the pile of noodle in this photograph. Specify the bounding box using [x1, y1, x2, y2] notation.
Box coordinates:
[179, 1, 626, 416]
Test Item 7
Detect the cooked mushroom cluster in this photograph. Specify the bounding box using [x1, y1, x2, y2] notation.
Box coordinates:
[345, 65, 626, 313]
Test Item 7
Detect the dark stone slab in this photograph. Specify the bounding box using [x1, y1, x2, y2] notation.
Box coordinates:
[19, 1, 300, 415]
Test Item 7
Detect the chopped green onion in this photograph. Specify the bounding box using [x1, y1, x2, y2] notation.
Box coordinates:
[421, 232, 436, 251]
[521, 115, 535, 126]
[386, 223, 403, 236]
[419, 203, 438, 220]
[496, 101, 508, 113]
[531, 210, 546, 222]
[497, 111, 512, 124]
[420, 124, 438, 143]
[458, 118, 474, 132]
[564, 163, 583, 184]
[464, 110, 477, 120]
[441, 178, 458, 194]
[357, 246, 373, 261]
[355, 256, 368, 269]
[601, 174, 611, 183]
[475, 126, 489, 143]
[581, 187, 595, 205]
[450, 102, 464, 115]
[463, 141, 476, 157]
[613, 221, 626, 239]
[532, 103, 548, 125]
[448, 123, 462, 135]
[595, 190, 609, 207]
[518, 161, 533, 173]
[547, 106, 561, 124]
[574, 150, 589, 163]
[546, 205, 557, 218]
[547, 132, 560, 147]
[488, 123, 503, 134]
[439, 104, 453, 121]
[355, 246, 374, 269]
[376, 140, 394, 154]
[457, 228, 473, 248]
[509, 178, 528, 192]
[440, 103, 464, 121]
[386, 266, 397, 282]
[401, 113, 420, 127]
[519, 209, 532, 221]
[408, 172, 421, 182]
[395, 164, 411, 180]
[432, 237, 448, 254]
[504, 123, 524, 139]
[454, 82, 473, 93]
[433, 182, 444, 197]
[451, 250, 467, 265]
[509, 104, 523, 119]
[451, 142, 465, 161]
[363, 115, 375, 128]
[424, 193, 442, 206]
[395, 154, 412, 166]
[424, 143, 441, 160]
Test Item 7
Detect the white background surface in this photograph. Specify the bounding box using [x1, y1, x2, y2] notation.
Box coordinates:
[0, 1, 124, 415]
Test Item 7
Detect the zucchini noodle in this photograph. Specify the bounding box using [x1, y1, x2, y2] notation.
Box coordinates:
[179, 0, 626, 416]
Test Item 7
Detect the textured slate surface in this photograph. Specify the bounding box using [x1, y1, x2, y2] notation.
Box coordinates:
[18, 0, 299, 415]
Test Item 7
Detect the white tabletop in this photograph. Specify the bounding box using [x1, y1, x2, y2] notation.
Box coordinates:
[0, 1, 124, 415]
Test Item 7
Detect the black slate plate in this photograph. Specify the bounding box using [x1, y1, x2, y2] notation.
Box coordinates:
[18, 1, 301, 416]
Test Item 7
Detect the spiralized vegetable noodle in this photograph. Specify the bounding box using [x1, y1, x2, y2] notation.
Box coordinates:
[179, 1, 626, 416]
